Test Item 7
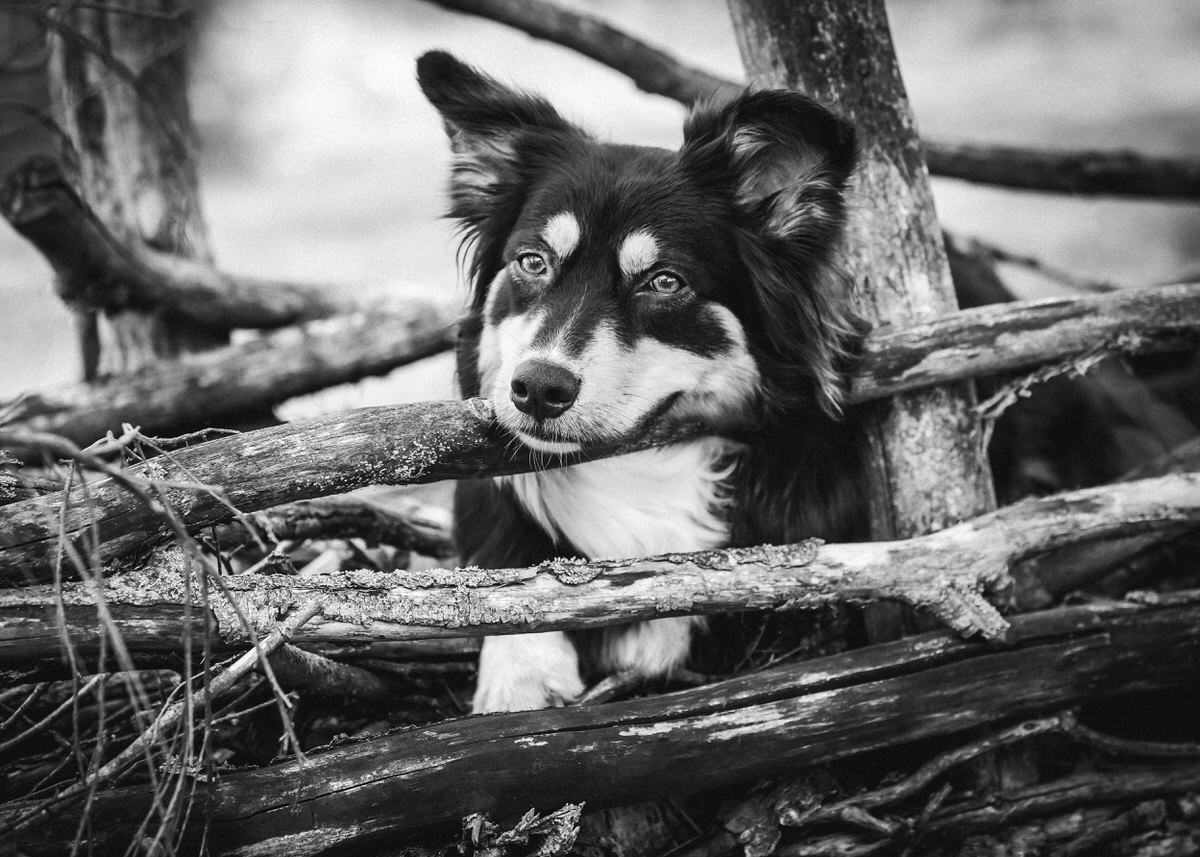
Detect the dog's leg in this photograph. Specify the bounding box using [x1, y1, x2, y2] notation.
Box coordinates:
[455, 481, 583, 713]
[598, 616, 703, 679]
[473, 631, 585, 713]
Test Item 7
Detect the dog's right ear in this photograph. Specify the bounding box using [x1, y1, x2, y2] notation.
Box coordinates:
[416, 51, 578, 225]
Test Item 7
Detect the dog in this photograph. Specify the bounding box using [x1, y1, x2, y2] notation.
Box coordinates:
[417, 51, 867, 713]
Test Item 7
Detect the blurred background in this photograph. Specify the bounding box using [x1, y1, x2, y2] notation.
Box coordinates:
[2, 0, 1199, 406]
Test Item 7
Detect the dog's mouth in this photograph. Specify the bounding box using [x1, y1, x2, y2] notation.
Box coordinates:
[505, 392, 685, 455]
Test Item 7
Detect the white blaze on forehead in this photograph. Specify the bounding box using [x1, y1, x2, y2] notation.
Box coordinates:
[541, 211, 581, 260]
[618, 230, 659, 279]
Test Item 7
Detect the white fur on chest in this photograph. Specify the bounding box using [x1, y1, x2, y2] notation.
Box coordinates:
[497, 436, 741, 559]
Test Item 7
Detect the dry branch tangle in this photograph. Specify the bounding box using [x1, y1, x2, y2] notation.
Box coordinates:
[3, 474, 1198, 662]
[6, 595, 1200, 856]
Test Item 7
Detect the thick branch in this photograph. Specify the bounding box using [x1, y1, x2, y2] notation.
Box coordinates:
[5, 596, 1199, 855]
[852, 281, 1200, 401]
[3, 474, 1198, 664]
[0, 157, 386, 328]
[0, 399, 518, 581]
[0, 299, 459, 450]
[423, 0, 1200, 201]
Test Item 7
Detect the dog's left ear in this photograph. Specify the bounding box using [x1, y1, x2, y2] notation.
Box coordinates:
[682, 91, 861, 417]
[416, 51, 580, 226]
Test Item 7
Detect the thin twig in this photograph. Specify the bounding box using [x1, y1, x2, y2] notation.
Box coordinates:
[780, 712, 1072, 830]
[0, 677, 103, 757]
[5, 600, 322, 835]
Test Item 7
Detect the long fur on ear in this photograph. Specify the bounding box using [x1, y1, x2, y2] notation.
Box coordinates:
[681, 90, 862, 418]
[416, 51, 587, 300]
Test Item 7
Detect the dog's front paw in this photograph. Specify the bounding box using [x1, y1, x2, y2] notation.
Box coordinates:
[472, 632, 585, 713]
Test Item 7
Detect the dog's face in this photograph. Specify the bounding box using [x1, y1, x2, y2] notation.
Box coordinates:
[417, 52, 859, 451]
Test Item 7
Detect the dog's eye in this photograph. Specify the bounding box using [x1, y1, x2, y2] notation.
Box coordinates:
[517, 253, 549, 277]
[646, 272, 687, 296]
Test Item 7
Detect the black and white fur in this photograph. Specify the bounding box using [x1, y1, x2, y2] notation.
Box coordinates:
[417, 52, 866, 713]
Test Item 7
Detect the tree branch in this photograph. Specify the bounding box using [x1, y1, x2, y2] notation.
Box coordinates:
[927, 141, 1200, 201]
[851, 281, 1200, 401]
[422, 0, 1200, 201]
[425, 0, 738, 104]
[0, 300, 459, 450]
[3, 474, 1199, 665]
[5, 595, 1199, 854]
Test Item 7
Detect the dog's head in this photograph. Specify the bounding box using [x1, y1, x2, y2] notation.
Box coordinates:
[417, 51, 859, 453]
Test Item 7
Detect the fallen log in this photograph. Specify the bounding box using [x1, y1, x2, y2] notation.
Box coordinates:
[2, 280, 1197, 580]
[2, 473, 1198, 670]
[423, 0, 1200, 201]
[4, 594, 1199, 856]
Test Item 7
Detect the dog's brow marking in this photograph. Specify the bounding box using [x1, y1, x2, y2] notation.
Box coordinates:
[542, 212, 581, 260]
[618, 230, 659, 279]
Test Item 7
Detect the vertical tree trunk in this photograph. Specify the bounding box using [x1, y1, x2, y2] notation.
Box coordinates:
[726, 0, 1014, 805]
[45, 0, 226, 378]
[727, 0, 995, 541]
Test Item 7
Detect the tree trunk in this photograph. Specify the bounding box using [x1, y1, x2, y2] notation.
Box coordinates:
[727, 0, 995, 540]
[45, 0, 226, 377]
[726, 0, 1006, 818]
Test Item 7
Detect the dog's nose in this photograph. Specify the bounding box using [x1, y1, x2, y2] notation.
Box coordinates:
[510, 359, 581, 421]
